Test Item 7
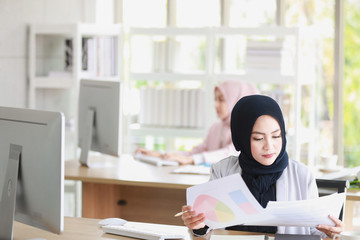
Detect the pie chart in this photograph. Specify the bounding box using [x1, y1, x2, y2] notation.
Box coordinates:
[229, 189, 259, 215]
[193, 194, 235, 223]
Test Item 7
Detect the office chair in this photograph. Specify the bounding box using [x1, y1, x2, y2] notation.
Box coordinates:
[315, 179, 349, 221]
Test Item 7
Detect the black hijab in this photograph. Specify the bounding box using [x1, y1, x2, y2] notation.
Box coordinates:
[229, 95, 289, 233]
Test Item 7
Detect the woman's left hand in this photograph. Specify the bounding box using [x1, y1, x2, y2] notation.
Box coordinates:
[162, 153, 194, 165]
[316, 214, 345, 238]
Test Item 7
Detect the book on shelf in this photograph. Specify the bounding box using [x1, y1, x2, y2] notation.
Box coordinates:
[65, 39, 73, 71]
[152, 41, 167, 72]
[167, 88, 176, 127]
[174, 88, 183, 127]
[182, 89, 190, 128]
[81, 37, 117, 77]
[189, 89, 197, 128]
[158, 88, 167, 127]
[138, 87, 146, 125]
[149, 87, 157, 126]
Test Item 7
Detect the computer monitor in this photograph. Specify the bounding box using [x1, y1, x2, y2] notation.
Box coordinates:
[78, 79, 122, 167]
[0, 106, 64, 239]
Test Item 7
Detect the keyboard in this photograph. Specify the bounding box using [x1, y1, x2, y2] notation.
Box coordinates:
[134, 153, 179, 167]
[102, 224, 185, 240]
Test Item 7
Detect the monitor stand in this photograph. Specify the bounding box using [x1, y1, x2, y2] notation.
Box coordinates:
[79, 109, 112, 168]
[79, 109, 94, 167]
[0, 144, 21, 240]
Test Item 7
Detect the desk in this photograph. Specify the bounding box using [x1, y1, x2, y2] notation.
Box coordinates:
[18, 217, 327, 240]
[13, 217, 195, 240]
[65, 154, 209, 225]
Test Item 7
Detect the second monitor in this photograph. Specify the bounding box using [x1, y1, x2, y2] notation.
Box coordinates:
[78, 79, 122, 167]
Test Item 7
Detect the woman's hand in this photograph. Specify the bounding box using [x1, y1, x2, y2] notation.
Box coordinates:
[316, 215, 345, 238]
[181, 205, 206, 229]
[134, 147, 163, 158]
[163, 153, 194, 165]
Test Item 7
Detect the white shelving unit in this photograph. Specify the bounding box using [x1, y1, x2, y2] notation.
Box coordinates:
[127, 26, 318, 166]
[28, 22, 122, 107]
[126, 27, 215, 153]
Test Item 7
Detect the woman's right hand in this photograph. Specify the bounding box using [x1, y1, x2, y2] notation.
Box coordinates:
[134, 147, 163, 158]
[181, 205, 206, 229]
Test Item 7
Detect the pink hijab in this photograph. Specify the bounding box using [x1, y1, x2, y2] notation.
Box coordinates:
[187, 80, 259, 156]
[216, 80, 260, 125]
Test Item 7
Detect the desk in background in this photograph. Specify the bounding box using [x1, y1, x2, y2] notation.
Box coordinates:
[344, 188, 360, 230]
[65, 154, 359, 230]
[65, 154, 209, 225]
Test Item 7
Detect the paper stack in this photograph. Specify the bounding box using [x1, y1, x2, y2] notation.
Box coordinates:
[245, 39, 293, 74]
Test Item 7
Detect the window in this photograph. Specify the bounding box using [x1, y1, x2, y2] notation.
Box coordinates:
[344, 0, 360, 167]
[284, 0, 336, 165]
[122, 0, 167, 27]
[228, 0, 277, 27]
[121, 0, 350, 166]
[176, 0, 220, 27]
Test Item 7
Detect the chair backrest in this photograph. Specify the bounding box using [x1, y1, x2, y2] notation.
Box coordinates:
[315, 179, 349, 221]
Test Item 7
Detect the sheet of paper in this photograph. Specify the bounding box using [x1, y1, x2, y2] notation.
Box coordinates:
[187, 174, 275, 229]
[186, 174, 345, 229]
[264, 192, 345, 227]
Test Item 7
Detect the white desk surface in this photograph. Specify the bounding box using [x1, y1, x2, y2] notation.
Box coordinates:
[65, 154, 210, 189]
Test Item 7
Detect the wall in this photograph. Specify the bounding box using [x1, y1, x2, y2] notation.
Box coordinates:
[0, 0, 98, 108]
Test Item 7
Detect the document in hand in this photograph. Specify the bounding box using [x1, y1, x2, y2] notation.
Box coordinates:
[186, 174, 345, 229]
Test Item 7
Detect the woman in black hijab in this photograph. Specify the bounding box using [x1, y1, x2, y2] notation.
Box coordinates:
[181, 95, 344, 238]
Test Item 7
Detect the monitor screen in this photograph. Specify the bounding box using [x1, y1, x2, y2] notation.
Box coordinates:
[0, 106, 64, 239]
[78, 79, 122, 167]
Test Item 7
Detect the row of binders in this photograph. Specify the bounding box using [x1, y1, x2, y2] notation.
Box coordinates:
[138, 87, 205, 128]
[81, 37, 117, 77]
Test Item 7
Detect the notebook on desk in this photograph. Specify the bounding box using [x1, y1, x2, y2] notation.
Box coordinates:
[210, 234, 268, 239]
[274, 233, 321, 240]
[134, 153, 179, 166]
[102, 224, 185, 240]
[172, 164, 210, 175]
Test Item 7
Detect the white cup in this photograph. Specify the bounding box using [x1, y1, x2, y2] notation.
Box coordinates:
[322, 154, 338, 170]
[333, 231, 360, 240]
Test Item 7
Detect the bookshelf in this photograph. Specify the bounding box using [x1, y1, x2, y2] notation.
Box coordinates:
[126, 27, 215, 153]
[127, 26, 318, 166]
[28, 23, 122, 158]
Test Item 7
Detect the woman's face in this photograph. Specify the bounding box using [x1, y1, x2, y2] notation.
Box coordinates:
[214, 88, 229, 120]
[250, 115, 282, 166]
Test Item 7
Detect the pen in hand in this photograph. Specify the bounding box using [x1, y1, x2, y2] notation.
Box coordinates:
[174, 211, 189, 217]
